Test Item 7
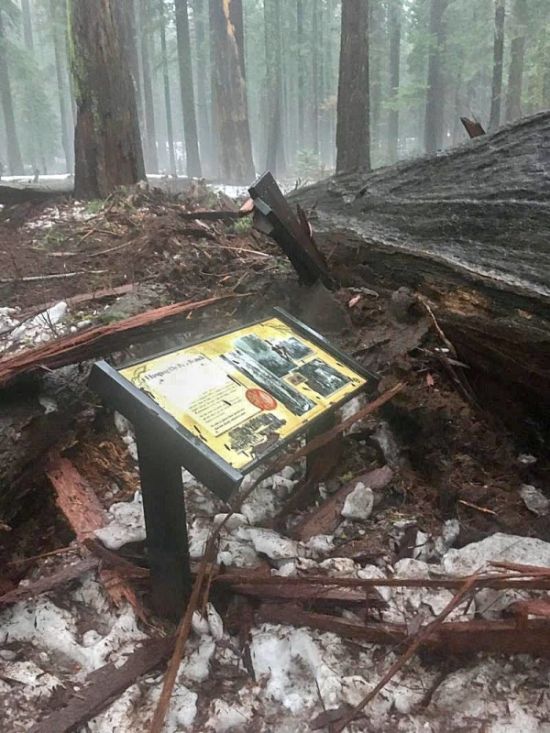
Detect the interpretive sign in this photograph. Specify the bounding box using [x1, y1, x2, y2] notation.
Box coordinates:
[90, 309, 375, 616]
[119, 316, 367, 471]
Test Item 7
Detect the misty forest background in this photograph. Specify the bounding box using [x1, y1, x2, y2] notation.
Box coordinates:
[0, 0, 549, 186]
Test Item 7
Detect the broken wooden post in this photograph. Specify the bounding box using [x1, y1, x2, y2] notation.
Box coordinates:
[249, 172, 334, 288]
[460, 116, 486, 138]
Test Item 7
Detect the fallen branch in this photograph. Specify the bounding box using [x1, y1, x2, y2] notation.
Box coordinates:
[215, 567, 550, 593]
[332, 576, 478, 732]
[258, 604, 550, 661]
[0, 557, 98, 607]
[30, 637, 174, 733]
[0, 270, 107, 284]
[0, 293, 244, 387]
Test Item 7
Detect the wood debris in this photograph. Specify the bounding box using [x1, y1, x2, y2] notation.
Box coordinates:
[46, 454, 146, 619]
[0, 294, 243, 387]
[29, 637, 174, 733]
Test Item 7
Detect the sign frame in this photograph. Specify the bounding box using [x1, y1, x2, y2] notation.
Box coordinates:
[89, 308, 378, 616]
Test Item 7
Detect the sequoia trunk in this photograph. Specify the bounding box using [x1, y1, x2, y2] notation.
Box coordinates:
[70, 0, 145, 198]
[209, 0, 255, 184]
[336, 0, 370, 173]
[292, 112, 550, 407]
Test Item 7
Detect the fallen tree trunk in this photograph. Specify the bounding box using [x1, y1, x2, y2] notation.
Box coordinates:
[291, 111, 550, 407]
[0, 184, 70, 206]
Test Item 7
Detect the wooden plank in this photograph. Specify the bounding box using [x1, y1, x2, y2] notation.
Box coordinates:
[29, 637, 174, 733]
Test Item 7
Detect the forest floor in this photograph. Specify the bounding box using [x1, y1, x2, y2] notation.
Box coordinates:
[1, 184, 550, 732]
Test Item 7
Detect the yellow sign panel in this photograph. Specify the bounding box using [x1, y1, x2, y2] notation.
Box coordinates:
[120, 317, 367, 470]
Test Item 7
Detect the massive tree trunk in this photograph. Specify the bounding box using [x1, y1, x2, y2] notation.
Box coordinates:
[209, 0, 255, 184]
[424, 0, 448, 154]
[291, 111, 550, 408]
[505, 0, 527, 123]
[139, 0, 159, 174]
[336, 0, 370, 173]
[70, 0, 145, 199]
[0, 7, 24, 175]
[488, 0, 505, 131]
[50, 0, 74, 173]
[387, 0, 401, 164]
[175, 0, 201, 178]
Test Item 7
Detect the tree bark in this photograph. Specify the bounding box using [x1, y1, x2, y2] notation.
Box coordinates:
[209, 0, 255, 184]
[158, 0, 177, 177]
[291, 111, 550, 406]
[311, 0, 320, 158]
[139, 0, 159, 173]
[336, 0, 370, 173]
[175, 0, 202, 178]
[387, 0, 401, 164]
[50, 0, 74, 173]
[21, 0, 34, 51]
[70, 0, 145, 199]
[488, 0, 505, 131]
[505, 0, 527, 123]
[424, 0, 448, 154]
[264, 0, 286, 176]
[0, 7, 24, 175]
[296, 0, 305, 152]
[0, 367, 90, 524]
[191, 0, 213, 176]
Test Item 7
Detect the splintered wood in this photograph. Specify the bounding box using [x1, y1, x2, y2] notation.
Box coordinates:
[0, 293, 241, 387]
[46, 453, 146, 619]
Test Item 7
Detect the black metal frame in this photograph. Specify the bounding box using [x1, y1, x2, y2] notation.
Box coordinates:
[89, 308, 377, 617]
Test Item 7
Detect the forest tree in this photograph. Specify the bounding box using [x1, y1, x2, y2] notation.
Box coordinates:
[70, 0, 145, 198]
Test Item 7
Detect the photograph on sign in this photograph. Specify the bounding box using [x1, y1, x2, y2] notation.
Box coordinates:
[119, 317, 367, 470]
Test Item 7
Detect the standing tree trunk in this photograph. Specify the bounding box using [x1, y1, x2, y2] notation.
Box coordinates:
[70, 0, 145, 199]
[489, 0, 506, 131]
[505, 0, 527, 122]
[158, 0, 177, 177]
[21, 0, 34, 50]
[264, 0, 286, 176]
[311, 0, 320, 158]
[175, 0, 201, 178]
[209, 0, 255, 184]
[387, 0, 401, 164]
[119, 0, 143, 126]
[139, 0, 159, 173]
[0, 7, 24, 175]
[424, 0, 448, 154]
[336, 0, 370, 173]
[296, 0, 305, 152]
[192, 0, 213, 176]
[20, 0, 43, 171]
[51, 0, 74, 173]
